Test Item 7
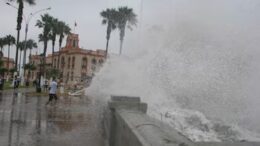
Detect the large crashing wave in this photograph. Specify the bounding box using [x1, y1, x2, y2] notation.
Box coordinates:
[86, 51, 260, 141]
[86, 0, 260, 142]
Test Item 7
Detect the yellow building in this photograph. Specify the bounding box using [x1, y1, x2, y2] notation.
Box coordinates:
[29, 33, 106, 84]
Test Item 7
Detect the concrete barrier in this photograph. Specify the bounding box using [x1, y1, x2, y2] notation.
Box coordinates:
[104, 96, 195, 146]
[104, 96, 260, 146]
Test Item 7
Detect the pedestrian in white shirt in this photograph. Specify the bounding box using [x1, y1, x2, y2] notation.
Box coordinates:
[46, 78, 58, 105]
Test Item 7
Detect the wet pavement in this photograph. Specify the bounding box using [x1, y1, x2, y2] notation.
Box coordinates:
[0, 89, 105, 146]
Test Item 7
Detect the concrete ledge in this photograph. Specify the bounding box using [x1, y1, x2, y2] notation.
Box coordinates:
[105, 96, 194, 146]
[104, 96, 260, 146]
[109, 96, 147, 113]
[111, 95, 141, 102]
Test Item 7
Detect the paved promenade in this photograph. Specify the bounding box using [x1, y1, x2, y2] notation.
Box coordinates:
[0, 89, 104, 146]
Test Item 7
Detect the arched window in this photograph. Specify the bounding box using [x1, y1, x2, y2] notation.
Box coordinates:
[72, 56, 75, 69]
[82, 57, 88, 69]
[61, 57, 65, 67]
[54, 59, 57, 68]
[71, 71, 74, 81]
[68, 57, 71, 68]
[66, 72, 70, 83]
[73, 40, 77, 48]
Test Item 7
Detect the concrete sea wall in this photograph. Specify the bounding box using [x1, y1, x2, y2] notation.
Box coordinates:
[103, 96, 260, 146]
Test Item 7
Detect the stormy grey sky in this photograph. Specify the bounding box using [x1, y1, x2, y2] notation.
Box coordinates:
[0, 0, 173, 59]
[1, 0, 260, 59]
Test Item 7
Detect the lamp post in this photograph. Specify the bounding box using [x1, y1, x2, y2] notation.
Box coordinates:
[21, 7, 51, 85]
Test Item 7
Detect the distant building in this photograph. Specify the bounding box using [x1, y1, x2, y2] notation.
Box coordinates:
[28, 33, 106, 84]
[2, 57, 15, 70]
[0, 56, 15, 79]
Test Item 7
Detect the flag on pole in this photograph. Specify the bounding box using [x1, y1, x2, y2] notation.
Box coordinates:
[74, 21, 77, 33]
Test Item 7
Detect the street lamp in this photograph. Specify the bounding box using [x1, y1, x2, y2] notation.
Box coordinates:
[22, 7, 51, 77]
[21, 7, 51, 86]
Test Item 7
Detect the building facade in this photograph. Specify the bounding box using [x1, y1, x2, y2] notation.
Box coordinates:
[2, 57, 15, 70]
[29, 33, 105, 84]
[1, 57, 15, 79]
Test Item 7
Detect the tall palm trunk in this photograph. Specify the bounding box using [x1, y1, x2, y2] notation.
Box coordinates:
[105, 23, 112, 58]
[19, 48, 23, 74]
[15, 0, 24, 72]
[7, 45, 10, 73]
[29, 49, 32, 64]
[51, 38, 55, 67]
[105, 39, 109, 58]
[42, 39, 48, 77]
[37, 39, 47, 92]
[119, 26, 126, 55]
[119, 39, 123, 55]
[57, 36, 63, 69]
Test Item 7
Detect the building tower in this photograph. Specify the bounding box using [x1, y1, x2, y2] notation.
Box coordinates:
[65, 33, 79, 49]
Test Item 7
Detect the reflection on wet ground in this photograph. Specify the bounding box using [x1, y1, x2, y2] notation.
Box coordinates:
[0, 89, 104, 146]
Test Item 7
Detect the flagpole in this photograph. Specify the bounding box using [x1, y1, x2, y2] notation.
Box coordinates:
[74, 21, 77, 33]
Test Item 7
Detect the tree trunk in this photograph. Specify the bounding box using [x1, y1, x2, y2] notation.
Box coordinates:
[119, 39, 123, 55]
[15, 30, 20, 72]
[29, 49, 32, 63]
[106, 23, 112, 58]
[43, 40, 48, 77]
[23, 25, 28, 77]
[52, 42, 55, 68]
[15, 0, 23, 72]
[106, 39, 109, 58]
[7, 45, 10, 74]
[119, 27, 126, 55]
[57, 37, 63, 69]
[19, 49, 22, 74]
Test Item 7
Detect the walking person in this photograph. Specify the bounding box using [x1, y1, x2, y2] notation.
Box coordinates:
[46, 78, 58, 105]
[13, 76, 19, 90]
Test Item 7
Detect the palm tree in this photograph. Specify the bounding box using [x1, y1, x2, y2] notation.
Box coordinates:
[57, 21, 71, 68]
[117, 7, 137, 55]
[4, 35, 16, 71]
[50, 18, 59, 67]
[8, 0, 36, 70]
[23, 39, 37, 76]
[0, 38, 6, 52]
[26, 39, 37, 61]
[36, 14, 53, 61]
[24, 63, 36, 81]
[57, 21, 71, 50]
[100, 8, 118, 58]
[36, 14, 53, 92]
[22, 38, 37, 70]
